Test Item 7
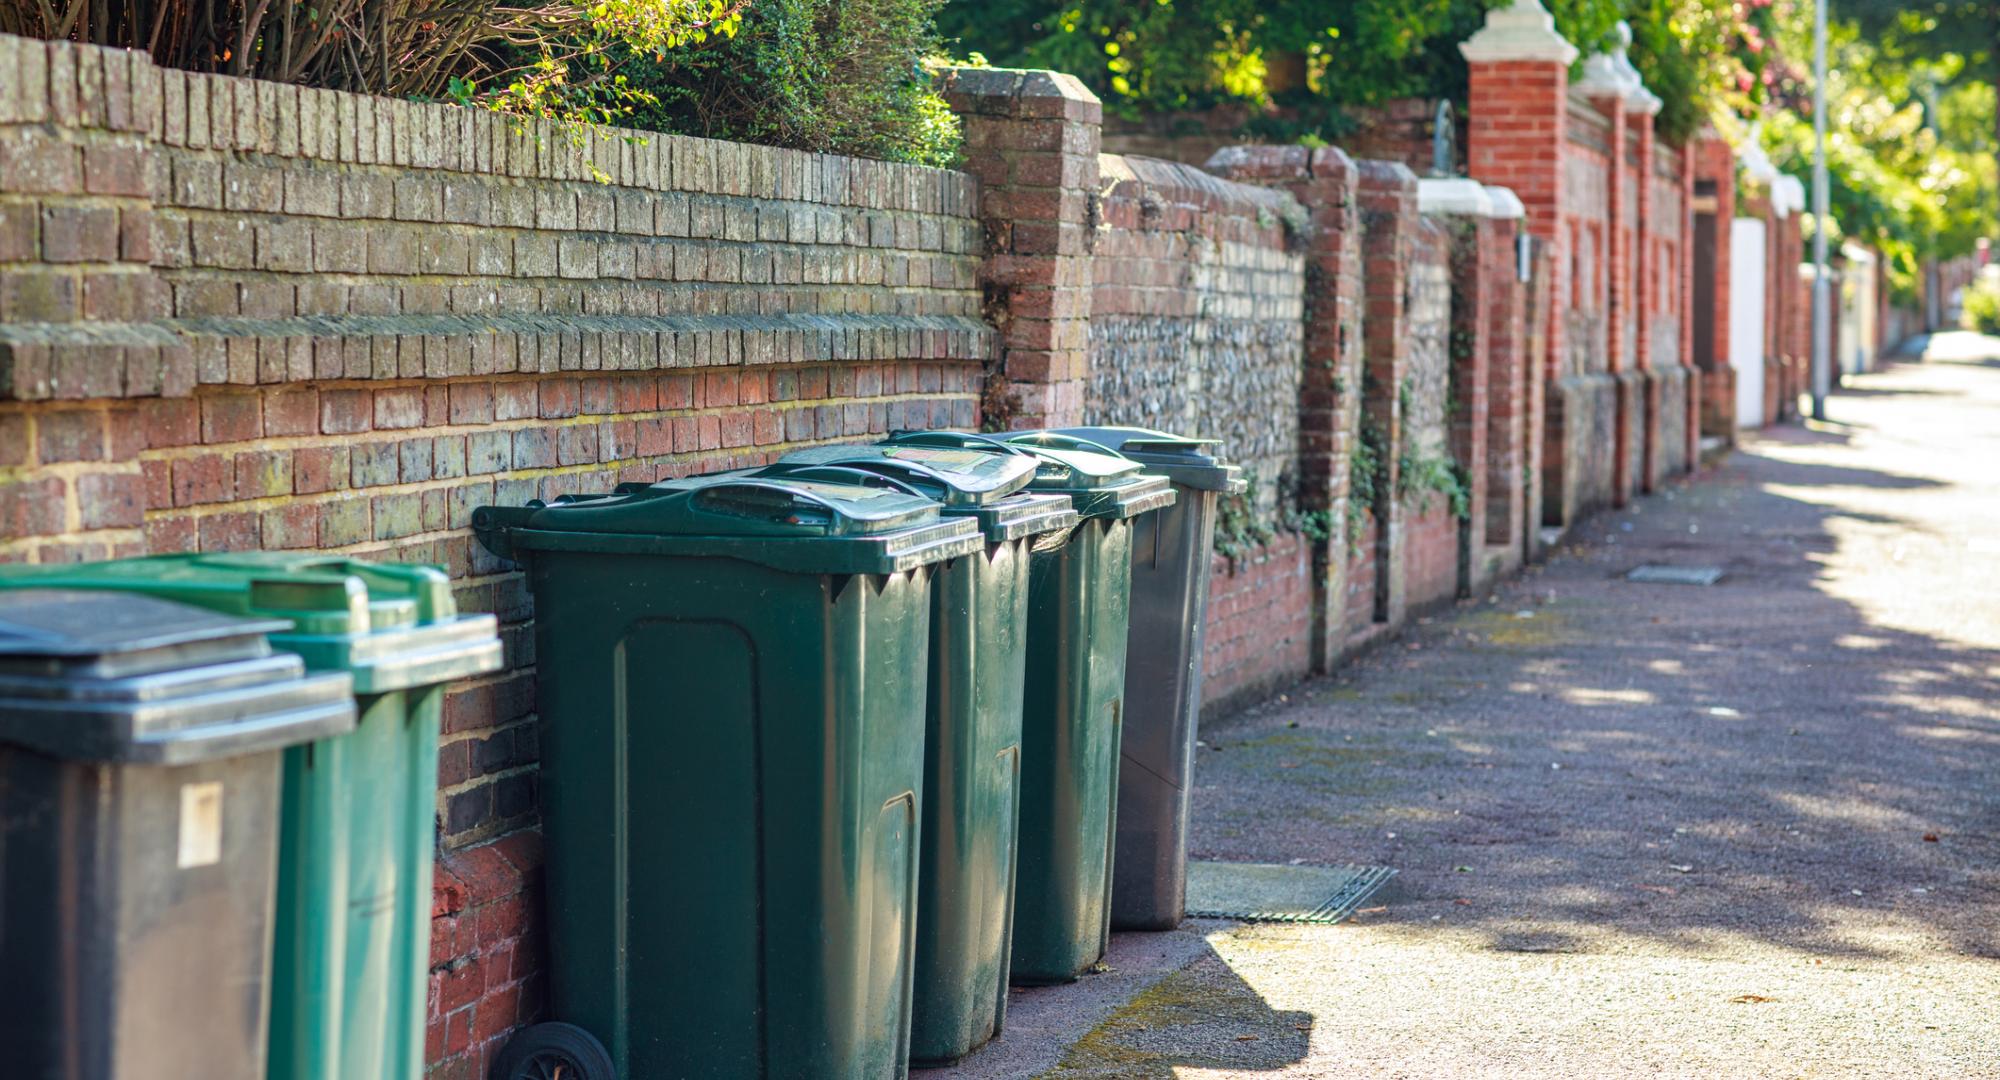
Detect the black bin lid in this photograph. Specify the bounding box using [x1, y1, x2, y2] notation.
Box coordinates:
[0, 590, 356, 764]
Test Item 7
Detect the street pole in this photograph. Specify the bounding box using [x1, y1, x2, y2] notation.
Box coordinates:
[1809, 0, 1831, 421]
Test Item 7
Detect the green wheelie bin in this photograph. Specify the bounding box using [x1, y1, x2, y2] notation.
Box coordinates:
[763, 444, 1080, 1064]
[881, 432, 1174, 985]
[0, 554, 504, 1080]
[471, 475, 983, 1080]
[1048, 427, 1244, 931]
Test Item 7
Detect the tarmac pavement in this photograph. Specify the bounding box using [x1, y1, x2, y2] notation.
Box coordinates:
[921, 334, 2000, 1079]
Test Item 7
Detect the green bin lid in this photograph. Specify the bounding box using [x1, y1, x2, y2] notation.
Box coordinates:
[881, 431, 1177, 521]
[763, 445, 1078, 542]
[1045, 426, 1247, 493]
[0, 554, 503, 695]
[472, 474, 984, 575]
[0, 589, 356, 764]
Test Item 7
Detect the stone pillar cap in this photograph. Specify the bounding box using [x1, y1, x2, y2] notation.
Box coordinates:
[1417, 177, 1493, 217]
[1417, 178, 1527, 220]
[1572, 22, 1661, 114]
[1772, 174, 1807, 219]
[1459, 0, 1580, 66]
[1484, 186, 1527, 220]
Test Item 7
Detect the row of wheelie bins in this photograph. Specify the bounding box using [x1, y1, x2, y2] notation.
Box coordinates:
[0, 555, 503, 1080]
[0, 424, 1235, 1080]
[468, 426, 1241, 1079]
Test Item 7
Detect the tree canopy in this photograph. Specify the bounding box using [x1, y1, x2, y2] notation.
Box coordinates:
[938, 0, 1760, 142]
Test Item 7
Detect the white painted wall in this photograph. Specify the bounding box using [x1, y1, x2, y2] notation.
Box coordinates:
[1730, 218, 1769, 428]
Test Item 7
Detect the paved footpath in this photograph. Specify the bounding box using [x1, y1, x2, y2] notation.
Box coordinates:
[926, 334, 2000, 1079]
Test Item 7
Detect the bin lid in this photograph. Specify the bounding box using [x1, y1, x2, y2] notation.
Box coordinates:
[0, 590, 356, 764]
[882, 431, 1177, 521]
[1045, 426, 1247, 493]
[759, 446, 1078, 542]
[472, 474, 984, 575]
[775, 444, 1038, 505]
[0, 554, 503, 695]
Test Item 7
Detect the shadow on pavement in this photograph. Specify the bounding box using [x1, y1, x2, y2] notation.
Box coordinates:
[1188, 361, 2000, 968]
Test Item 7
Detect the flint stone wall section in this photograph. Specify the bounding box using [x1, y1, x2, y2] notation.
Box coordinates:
[1087, 152, 1305, 517]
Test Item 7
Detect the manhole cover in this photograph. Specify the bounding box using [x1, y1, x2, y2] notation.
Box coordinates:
[1185, 861, 1397, 923]
[1626, 564, 1725, 586]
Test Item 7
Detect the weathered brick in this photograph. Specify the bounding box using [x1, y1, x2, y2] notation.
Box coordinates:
[372, 491, 425, 539]
[37, 410, 105, 462]
[171, 453, 232, 505]
[40, 205, 120, 263]
[0, 269, 79, 322]
[199, 510, 260, 551]
[233, 449, 293, 498]
[321, 389, 373, 434]
[201, 392, 261, 444]
[294, 445, 349, 494]
[351, 441, 401, 488]
[264, 388, 318, 436]
[82, 142, 149, 197]
[0, 129, 81, 194]
[76, 471, 144, 529]
[374, 387, 426, 429]
[318, 497, 371, 546]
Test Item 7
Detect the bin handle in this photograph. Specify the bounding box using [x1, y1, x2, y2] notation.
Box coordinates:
[772, 465, 929, 497]
[882, 430, 1033, 457]
[1004, 431, 1125, 457]
[689, 480, 850, 526]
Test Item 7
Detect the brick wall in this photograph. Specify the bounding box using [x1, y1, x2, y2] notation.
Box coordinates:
[1086, 152, 1305, 517]
[1200, 534, 1313, 719]
[0, 34, 989, 1077]
[1402, 217, 1459, 613]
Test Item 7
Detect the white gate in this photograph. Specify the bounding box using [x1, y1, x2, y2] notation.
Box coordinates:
[1730, 218, 1768, 428]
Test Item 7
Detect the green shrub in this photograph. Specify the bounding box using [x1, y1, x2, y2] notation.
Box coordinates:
[1964, 275, 2000, 336]
[616, 0, 962, 167]
[2, 0, 958, 169]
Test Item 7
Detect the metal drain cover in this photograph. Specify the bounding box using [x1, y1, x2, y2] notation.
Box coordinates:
[1185, 861, 1397, 923]
[1626, 564, 1724, 586]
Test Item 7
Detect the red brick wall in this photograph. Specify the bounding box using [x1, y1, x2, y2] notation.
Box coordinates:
[1204, 144, 1366, 674]
[1200, 533, 1313, 717]
[1344, 513, 1379, 634]
[0, 35, 989, 1077]
[1402, 499, 1460, 613]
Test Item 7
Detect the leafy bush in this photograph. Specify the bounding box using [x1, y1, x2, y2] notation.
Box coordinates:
[938, 0, 1752, 144]
[1, 0, 959, 168]
[615, 0, 962, 167]
[0, 0, 740, 102]
[1964, 275, 2000, 335]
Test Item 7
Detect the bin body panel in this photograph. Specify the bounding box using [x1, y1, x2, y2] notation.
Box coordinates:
[908, 540, 1032, 1064]
[1112, 486, 1223, 929]
[0, 556, 497, 1080]
[0, 748, 284, 1080]
[528, 550, 929, 1079]
[268, 685, 440, 1080]
[1010, 518, 1135, 984]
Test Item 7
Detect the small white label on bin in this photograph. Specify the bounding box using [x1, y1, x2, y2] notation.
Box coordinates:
[177, 781, 223, 869]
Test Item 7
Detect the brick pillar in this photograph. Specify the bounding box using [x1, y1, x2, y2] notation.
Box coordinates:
[1573, 23, 1659, 506]
[1416, 178, 1499, 594]
[1692, 128, 1736, 436]
[1206, 144, 1363, 670]
[1682, 140, 1702, 470]
[940, 67, 1100, 429]
[1356, 161, 1418, 631]
[1461, 0, 1577, 534]
[1481, 189, 1529, 570]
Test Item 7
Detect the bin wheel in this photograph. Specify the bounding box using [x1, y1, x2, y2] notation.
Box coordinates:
[490, 1022, 615, 1080]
